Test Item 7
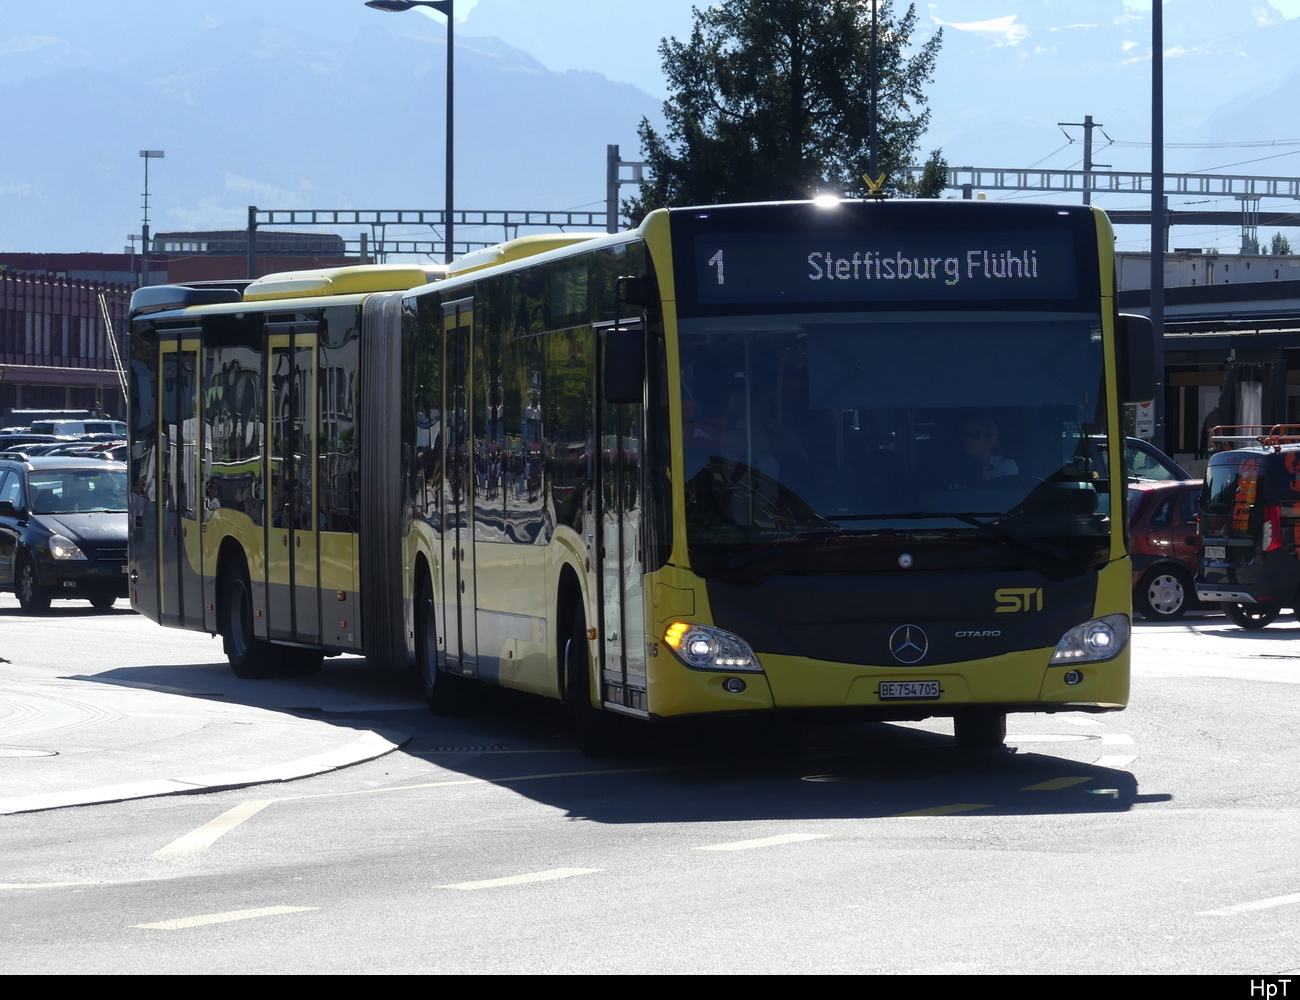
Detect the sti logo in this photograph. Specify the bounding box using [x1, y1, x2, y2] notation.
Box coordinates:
[995, 587, 1043, 613]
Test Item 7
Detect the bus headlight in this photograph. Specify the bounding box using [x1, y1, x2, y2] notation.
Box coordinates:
[1050, 614, 1128, 664]
[48, 534, 87, 560]
[664, 622, 762, 672]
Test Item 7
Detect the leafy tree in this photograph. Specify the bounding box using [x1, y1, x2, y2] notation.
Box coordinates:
[624, 0, 944, 223]
[1271, 232, 1292, 256]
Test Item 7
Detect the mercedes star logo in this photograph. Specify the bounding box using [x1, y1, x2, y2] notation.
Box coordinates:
[889, 624, 929, 664]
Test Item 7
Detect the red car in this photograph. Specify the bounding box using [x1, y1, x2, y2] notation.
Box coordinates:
[1129, 479, 1204, 620]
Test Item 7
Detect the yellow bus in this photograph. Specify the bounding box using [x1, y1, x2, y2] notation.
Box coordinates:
[128, 199, 1155, 751]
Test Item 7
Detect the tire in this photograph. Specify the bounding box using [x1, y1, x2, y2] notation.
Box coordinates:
[15, 555, 50, 614]
[89, 594, 117, 611]
[1136, 566, 1191, 621]
[416, 573, 471, 715]
[562, 600, 630, 757]
[1223, 603, 1280, 630]
[953, 711, 1007, 749]
[220, 563, 275, 678]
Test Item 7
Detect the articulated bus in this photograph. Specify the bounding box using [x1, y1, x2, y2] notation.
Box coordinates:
[128, 199, 1155, 750]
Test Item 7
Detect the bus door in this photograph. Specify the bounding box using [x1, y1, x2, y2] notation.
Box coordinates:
[596, 319, 647, 712]
[441, 298, 478, 677]
[266, 325, 321, 644]
[159, 334, 202, 627]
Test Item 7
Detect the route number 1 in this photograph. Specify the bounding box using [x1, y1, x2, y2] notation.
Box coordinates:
[708, 250, 725, 285]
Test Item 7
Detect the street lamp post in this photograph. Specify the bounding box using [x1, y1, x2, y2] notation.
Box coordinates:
[139, 149, 164, 287]
[1150, 3, 1165, 450]
[365, 0, 455, 263]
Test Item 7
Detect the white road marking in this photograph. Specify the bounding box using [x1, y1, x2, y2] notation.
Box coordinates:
[1003, 734, 1090, 743]
[134, 905, 317, 930]
[438, 868, 602, 890]
[695, 833, 829, 852]
[1093, 754, 1137, 768]
[152, 800, 276, 859]
[1100, 733, 1135, 745]
[289, 767, 674, 802]
[0, 876, 177, 891]
[1063, 717, 1105, 727]
[1198, 892, 1300, 917]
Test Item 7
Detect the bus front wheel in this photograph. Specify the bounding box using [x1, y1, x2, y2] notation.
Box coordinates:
[954, 711, 1006, 749]
[220, 565, 275, 679]
[563, 603, 631, 758]
[417, 574, 471, 715]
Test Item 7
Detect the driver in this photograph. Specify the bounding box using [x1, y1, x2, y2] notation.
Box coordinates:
[965, 416, 1018, 481]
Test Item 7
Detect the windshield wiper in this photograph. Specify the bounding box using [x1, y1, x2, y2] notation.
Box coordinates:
[819, 512, 1069, 561]
[727, 530, 874, 568]
[949, 514, 1068, 561]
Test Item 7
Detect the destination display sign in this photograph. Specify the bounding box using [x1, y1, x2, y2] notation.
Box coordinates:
[692, 230, 1078, 305]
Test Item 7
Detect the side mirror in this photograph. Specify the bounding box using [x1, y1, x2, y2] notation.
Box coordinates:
[0, 499, 21, 518]
[1117, 313, 1158, 403]
[602, 275, 647, 405]
[602, 326, 645, 405]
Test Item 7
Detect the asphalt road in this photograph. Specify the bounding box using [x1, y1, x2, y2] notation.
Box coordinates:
[2, 595, 1299, 974]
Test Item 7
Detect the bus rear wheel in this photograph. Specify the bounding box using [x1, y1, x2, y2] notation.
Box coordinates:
[953, 711, 1006, 749]
[1223, 603, 1280, 629]
[417, 573, 471, 715]
[220, 565, 275, 679]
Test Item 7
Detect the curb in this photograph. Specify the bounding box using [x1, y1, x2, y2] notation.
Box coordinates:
[0, 728, 409, 816]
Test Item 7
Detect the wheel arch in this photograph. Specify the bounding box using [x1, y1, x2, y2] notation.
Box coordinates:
[213, 536, 249, 625]
[555, 562, 586, 699]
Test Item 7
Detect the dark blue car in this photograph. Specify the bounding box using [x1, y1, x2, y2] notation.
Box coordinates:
[0, 455, 129, 612]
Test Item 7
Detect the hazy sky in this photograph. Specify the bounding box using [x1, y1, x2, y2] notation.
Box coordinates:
[4, 1, 1300, 253]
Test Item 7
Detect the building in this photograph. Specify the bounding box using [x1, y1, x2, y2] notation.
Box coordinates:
[1118, 252, 1300, 475]
[0, 271, 130, 419]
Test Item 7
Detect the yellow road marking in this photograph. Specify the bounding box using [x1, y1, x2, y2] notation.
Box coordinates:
[438, 868, 602, 891]
[152, 800, 276, 859]
[134, 906, 317, 930]
[892, 803, 990, 817]
[695, 833, 829, 852]
[1021, 777, 1092, 791]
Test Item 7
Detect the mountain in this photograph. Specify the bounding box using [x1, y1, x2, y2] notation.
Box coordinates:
[0, 9, 660, 253]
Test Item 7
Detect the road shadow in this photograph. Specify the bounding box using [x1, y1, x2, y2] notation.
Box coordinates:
[1136, 615, 1300, 646]
[73, 654, 1168, 825]
[0, 603, 136, 619]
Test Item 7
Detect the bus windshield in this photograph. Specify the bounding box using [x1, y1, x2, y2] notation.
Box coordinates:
[679, 310, 1108, 578]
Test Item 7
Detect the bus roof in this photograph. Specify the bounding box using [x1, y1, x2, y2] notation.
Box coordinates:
[242, 263, 446, 301]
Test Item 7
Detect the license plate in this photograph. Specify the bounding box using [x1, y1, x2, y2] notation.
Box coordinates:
[1204, 545, 1226, 561]
[879, 680, 941, 700]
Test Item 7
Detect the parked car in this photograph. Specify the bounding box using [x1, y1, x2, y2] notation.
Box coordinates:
[1089, 436, 1192, 483]
[1197, 440, 1300, 629]
[0, 456, 129, 612]
[29, 419, 126, 437]
[1129, 479, 1204, 620]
